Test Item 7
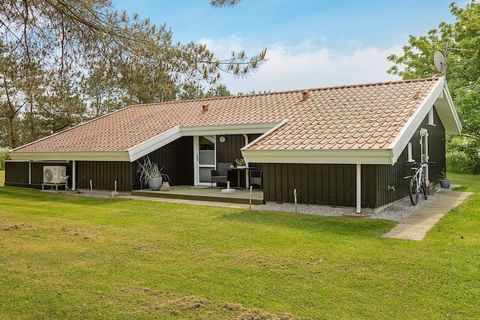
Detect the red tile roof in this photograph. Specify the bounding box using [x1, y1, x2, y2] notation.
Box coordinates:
[13, 77, 440, 153]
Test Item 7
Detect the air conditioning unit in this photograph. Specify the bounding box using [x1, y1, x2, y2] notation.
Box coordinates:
[43, 166, 67, 184]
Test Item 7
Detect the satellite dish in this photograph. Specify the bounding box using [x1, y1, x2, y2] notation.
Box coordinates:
[434, 51, 446, 74]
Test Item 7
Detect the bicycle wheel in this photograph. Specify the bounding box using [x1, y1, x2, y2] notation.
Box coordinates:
[409, 178, 419, 205]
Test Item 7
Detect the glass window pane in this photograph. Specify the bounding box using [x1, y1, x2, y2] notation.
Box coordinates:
[199, 136, 215, 150]
[199, 150, 215, 165]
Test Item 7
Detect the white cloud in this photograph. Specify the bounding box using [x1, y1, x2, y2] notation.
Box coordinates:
[199, 37, 403, 94]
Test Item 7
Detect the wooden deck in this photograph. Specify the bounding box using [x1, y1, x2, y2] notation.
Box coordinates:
[132, 186, 264, 205]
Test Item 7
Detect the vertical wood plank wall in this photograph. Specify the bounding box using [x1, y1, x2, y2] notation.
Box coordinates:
[215, 134, 262, 164]
[4, 162, 29, 186]
[5, 161, 72, 188]
[132, 136, 194, 189]
[76, 161, 132, 191]
[263, 163, 356, 207]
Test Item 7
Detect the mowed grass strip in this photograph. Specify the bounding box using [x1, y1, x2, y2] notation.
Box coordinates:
[0, 171, 479, 319]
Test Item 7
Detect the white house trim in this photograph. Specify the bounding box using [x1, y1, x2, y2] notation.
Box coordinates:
[438, 86, 462, 134]
[180, 122, 280, 136]
[9, 151, 130, 161]
[241, 149, 393, 165]
[128, 126, 182, 161]
[356, 164, 361, 214]
[388, 77, 462, 164]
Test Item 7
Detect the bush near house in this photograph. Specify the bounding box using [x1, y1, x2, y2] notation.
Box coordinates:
[0, 148, 9, 171]
[447, 137, 480, 175]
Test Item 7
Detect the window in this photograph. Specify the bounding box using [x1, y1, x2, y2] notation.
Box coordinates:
[407, 142, 414, 162]
[428, 108, 435, 126]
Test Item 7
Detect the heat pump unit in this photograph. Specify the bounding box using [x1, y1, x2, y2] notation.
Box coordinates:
[43, 166, 67, 184]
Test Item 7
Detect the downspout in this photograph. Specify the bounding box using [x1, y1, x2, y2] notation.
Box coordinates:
[72, 160, 76, 191]
[28, 161, 32, 185]
[356, 163, 361, 214]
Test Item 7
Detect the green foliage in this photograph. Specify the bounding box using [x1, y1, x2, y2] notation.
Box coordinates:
[388, 1, 480, 174]
[178, 83, 231, 100]
[447, 136, 480, 174]
[0, 173, 479, 318]
[0, 147, 8, 170]
[1, 0, 264, 147]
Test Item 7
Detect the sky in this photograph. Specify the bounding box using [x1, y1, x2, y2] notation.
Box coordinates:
[112, 0, 459, 93]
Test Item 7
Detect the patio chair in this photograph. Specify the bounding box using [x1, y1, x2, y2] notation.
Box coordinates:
[249, 170, 263, 189]
[211, 163, 230, 187]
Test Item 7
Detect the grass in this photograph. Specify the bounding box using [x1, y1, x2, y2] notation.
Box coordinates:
[0, 171, 479, 319]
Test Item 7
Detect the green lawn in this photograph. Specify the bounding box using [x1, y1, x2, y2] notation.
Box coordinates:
[0, 172, 479, 319]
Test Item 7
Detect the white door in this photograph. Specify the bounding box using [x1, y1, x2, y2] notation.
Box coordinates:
[420, 128, 429, 180]
[193, 135, 216, 185]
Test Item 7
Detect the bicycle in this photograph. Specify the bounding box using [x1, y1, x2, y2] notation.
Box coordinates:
[404, 162, 429, 205]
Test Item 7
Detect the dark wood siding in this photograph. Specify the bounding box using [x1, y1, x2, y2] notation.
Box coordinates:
[263, 163, 356, 207]
[132, 136, 194, 189]
[5, 161, 72, 188]
[216, 134, 246, 164]
[76, 161, 132, 191]
[4, 161, 29, 186]
[216, 134, 263, 164]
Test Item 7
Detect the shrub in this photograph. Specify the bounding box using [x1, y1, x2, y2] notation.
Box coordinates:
[0, 148, 9, 170]
[447, 137, 480, 175]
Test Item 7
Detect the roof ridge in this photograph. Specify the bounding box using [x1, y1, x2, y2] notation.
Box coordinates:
[130, 76, 441, 108]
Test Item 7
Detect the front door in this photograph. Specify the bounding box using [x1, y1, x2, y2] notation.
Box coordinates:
[193, 135, 216, 185]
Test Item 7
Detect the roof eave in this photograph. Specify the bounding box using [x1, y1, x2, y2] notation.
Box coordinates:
[9, 151, 131, 161]
[242, 148, 394, 165]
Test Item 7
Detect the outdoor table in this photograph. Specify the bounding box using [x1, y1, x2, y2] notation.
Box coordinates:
[229, 166, 255, 189]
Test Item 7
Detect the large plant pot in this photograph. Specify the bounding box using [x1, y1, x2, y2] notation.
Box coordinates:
[439, 180, 450, 189]
[148, 177, 163, 191]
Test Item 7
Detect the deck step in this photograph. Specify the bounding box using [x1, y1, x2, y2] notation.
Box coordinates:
[131, 190, 264, 205]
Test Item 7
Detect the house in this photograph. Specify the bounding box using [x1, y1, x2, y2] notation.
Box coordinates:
[5, 76, 461, 213]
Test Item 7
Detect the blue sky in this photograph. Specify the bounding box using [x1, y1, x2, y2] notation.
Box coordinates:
[113, 0, 459, 93]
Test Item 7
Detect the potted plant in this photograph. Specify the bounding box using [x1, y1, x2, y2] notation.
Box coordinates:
[137, 157, 169, 191]
[234, 158, 246, 168]
[439, 169, 450, 189]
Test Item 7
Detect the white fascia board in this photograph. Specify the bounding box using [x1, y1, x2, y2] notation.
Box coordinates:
[128, 123, 279, 162]
[242, 149, 393, 165]
[242, 120, 288, 151]
[128, 126, 182, 161]
[441, 85, 462, 134]
[180, 122, 280, 136]
[9, 151, 130, 161]
[389, 77, 445, 164]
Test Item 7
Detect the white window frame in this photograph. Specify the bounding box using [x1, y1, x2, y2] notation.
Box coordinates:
[407, 142, 414, 162]
[420, 128, 429, 180]
[428, 108, 435, 126]
[193, 135, 217, 186]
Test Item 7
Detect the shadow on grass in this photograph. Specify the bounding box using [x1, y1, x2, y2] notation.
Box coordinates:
[219, 209, 395, 237]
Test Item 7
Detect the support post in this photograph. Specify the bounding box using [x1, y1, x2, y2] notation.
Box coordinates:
[249, 186, 253, 210]
[356, 163, 361, 214]
[28, 161, 32, 185]
[72, 160, 76, 191]
[243, 133, 249, 187]
[294, 188, 298, 214]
